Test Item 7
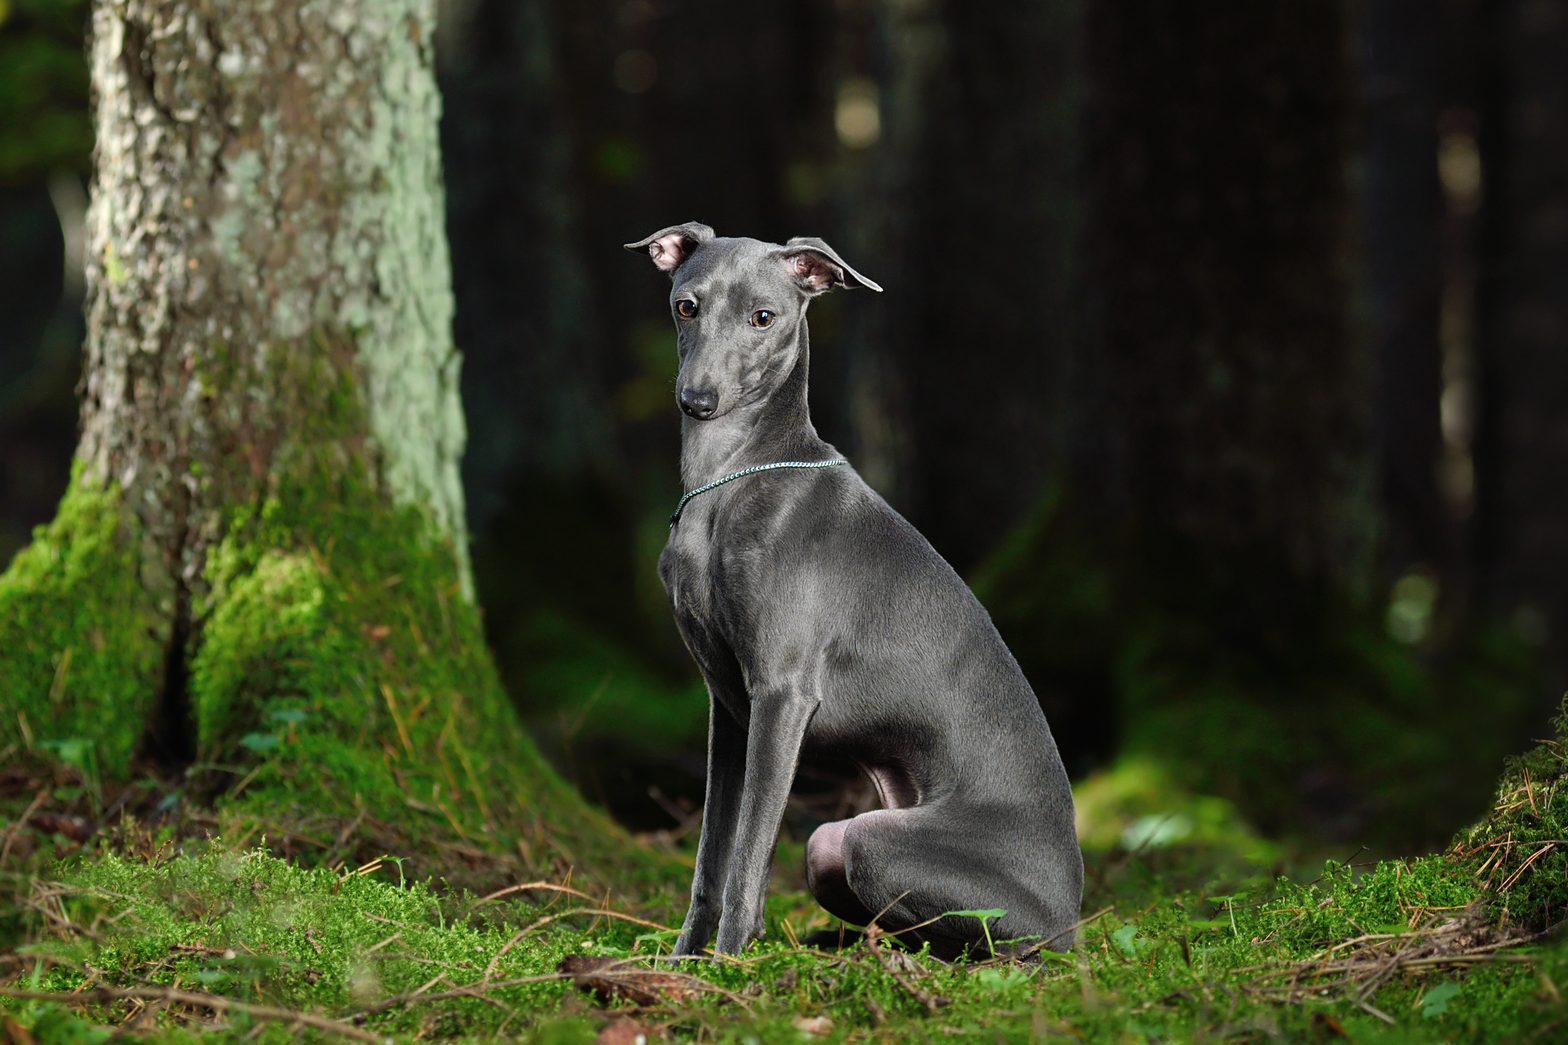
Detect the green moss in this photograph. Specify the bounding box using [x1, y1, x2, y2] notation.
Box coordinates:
[2, 332, 665, 894]
[1074, 754, 1278, 862]
[1456, 697, 1568, 930]
[7, 846, 635, 1039]
[0, 468, 165, 780]
[1254, 855, 1478, 952]
[187, 454, 632, 881]
[6, 843, 1560, 1043]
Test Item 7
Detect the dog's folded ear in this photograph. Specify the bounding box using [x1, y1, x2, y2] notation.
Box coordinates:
[781, 237, 883, 295]
[624, 222, 715, 274]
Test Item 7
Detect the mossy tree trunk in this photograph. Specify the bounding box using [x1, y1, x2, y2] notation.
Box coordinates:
[0, 0, 610, 866]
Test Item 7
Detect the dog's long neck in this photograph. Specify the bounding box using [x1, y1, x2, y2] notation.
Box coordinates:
[679, 323, 826, 490]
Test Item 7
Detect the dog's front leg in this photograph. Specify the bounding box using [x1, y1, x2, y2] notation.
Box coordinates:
[672, 694, 746, 957]
[713, 688, 819, 955]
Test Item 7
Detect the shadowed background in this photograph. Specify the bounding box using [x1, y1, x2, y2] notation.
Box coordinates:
[3, 0, 1564, 852]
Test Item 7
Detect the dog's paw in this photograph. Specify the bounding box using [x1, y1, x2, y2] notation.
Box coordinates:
[670, 926, 711, 959]
[670, 900, 721, 958]
[713, 911, 766, 956]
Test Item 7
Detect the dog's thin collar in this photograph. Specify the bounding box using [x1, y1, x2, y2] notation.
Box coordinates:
[670, 459, 846, 528]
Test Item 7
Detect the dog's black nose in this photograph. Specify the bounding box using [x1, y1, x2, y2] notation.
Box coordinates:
[679, 387, 719, 419]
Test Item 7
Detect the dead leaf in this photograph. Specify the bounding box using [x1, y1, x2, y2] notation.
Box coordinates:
[558, 955, 701, 1008]
[2, 1016, 36, 1045]
[1310, 1012, 1349, 1038]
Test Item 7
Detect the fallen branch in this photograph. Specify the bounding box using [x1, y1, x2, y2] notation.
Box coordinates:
[476, 880, 599, 907]
[518, 906, 676, 937]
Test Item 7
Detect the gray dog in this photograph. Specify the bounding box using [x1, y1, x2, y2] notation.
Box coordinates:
[627, 222, 1083, 959]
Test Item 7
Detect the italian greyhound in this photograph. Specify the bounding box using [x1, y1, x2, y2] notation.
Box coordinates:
[626, 222, 1082, 958]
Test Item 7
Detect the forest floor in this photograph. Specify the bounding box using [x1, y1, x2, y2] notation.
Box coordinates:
[3, 737, 1568, 1043]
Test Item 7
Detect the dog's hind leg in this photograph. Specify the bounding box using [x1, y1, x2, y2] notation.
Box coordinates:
[805, 818, 876, 926]
[807, 807, 1080, 958]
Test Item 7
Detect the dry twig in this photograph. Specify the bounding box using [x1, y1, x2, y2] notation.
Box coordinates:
[863, 924, 950, 1013]
[0, 985, 381, 1042]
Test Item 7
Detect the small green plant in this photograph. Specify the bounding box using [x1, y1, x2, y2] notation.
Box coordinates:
[36, 736, 100, 808]
[944, 908, 1008, 957]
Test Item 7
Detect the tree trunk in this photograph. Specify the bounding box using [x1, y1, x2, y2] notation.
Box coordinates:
[1076, 4, 1368, 620]
[1473, 0, 1568, 693]
[841, 0, 1083, 573]
[0, 0, 609, 865]
[973, 5, 1375, 792]
[438, 0, 611, 535]
[1364, 0, 1450, 581]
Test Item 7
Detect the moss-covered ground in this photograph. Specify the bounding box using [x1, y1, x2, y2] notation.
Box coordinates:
[5, 712, 1568, 1043]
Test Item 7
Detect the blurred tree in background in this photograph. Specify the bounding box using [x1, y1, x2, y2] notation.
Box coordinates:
[1, 0, 1564, 851]
[0, 0, 89, 561]
[1473, 0, 1568, 688]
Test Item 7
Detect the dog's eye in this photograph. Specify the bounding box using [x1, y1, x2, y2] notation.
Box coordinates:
[675, 299, 698, 319]
[750, 309, 775, 329]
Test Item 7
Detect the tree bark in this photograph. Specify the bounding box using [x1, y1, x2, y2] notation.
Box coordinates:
[80, 0, 467, 593]
[0, 0, 610, 866]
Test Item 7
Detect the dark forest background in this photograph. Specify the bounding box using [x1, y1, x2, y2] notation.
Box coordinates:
[3, 0, 1565, 852]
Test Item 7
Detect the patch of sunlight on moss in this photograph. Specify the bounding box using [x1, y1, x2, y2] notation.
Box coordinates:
[1075, 754, 1275, 862]
[0, 467, 164, 780]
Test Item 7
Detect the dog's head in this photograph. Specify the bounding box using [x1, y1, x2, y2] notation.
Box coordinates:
[625, 223, 881, 421]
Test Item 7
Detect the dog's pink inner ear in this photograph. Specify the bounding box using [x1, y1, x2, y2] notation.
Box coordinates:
[648, 232, 696, 272]
[786, 252, 842, 293]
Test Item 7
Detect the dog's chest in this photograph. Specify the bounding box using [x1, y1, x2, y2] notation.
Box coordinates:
[659, 529, 732, 674]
